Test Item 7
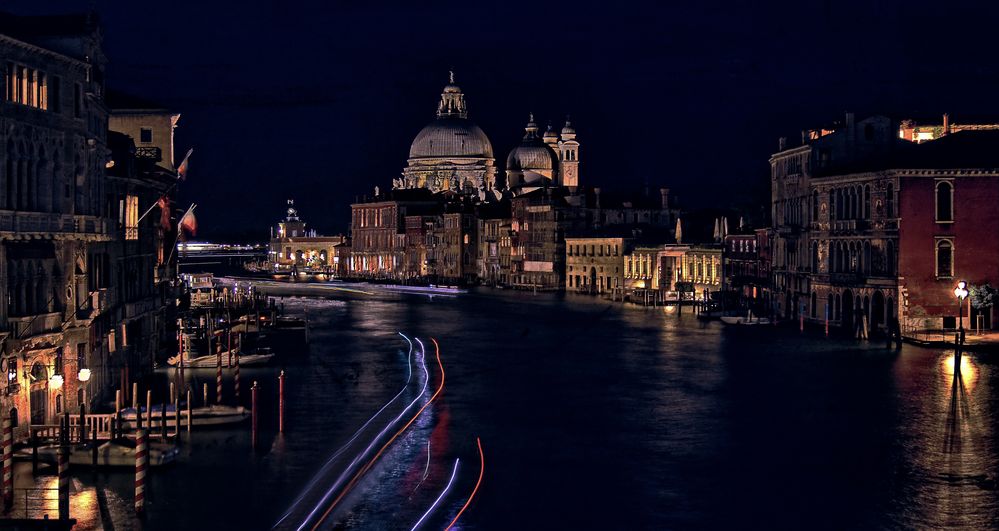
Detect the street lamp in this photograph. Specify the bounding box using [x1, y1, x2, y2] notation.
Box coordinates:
[954, 280, 969, 374]
[954, 280, 969, 342]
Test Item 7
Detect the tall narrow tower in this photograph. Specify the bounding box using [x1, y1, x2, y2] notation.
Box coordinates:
[559, 117, 580, 188]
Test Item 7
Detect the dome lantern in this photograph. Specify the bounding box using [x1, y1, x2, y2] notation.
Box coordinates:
[437, 71, 468, 118]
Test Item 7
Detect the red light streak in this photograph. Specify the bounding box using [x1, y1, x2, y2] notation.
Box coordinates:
[445, 437, 484, 531]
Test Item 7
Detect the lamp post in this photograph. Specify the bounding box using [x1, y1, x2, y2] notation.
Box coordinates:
[954, 280, 969, 374]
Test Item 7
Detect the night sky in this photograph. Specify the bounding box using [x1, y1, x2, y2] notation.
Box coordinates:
[7, 0, 999, 241]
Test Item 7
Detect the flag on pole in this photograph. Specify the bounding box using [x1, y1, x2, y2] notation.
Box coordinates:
[178, 205, 197, 240]
[157, 195, 171, 231]
[176, 148, 193, 180]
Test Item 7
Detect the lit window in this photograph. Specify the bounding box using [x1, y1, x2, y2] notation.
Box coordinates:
[935, 180, 953, 223]
[124, 195, 139, 240]
[936, 239, 953, 278]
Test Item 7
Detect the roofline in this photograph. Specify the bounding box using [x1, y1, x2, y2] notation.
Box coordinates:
[0, 33, 89, 68]
[769, 144, 811, 161]
[811, 168, 999, 181]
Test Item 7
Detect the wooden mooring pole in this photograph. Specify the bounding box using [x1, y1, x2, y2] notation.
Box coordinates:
[279, 371, 285, 433]
[58, 418, 69, 520]
[251, 381, 259, 449]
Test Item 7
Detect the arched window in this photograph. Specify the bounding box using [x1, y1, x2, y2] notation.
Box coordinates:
[864, 185, 871, 219]
[936, 239, 953, 278]
[829, 190, 837, 221]
[812, 190, 820, 222]
[811, 242, 819, 272]
[886, 183, 895, 218]
[886, 240, 895, 275]
[864, 123, 875, 141]
[936, 180, 953, 222]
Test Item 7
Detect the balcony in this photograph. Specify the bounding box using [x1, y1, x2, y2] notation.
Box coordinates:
[0, 212, 111, 240]
[829, 272, 865, 285]
[124, 297, 159, 320]
[135, 146, 162, 163]
[8, 312, 62, 339]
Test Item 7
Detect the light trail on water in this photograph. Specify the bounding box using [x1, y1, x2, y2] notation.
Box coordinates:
[411, 439, 431, 495]
[298, 337, 431, 530]
[309, 337, 446, 530]
[275, 333, 416, 527]
[410, 458, 460, 531]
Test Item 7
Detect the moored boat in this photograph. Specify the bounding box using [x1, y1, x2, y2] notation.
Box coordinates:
[166, 350, 273, 368]
[119, 404, 250, 429]
[720, 310, 772, 326]
[16, 440, 179, 467]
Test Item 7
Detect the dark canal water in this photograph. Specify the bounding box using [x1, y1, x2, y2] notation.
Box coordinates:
[71, 283, 998, 529]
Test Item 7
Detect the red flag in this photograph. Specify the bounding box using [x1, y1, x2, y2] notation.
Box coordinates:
[177, 148, 193, 180]
[179, 207, 197, 240]
[157, 195, 171, 231]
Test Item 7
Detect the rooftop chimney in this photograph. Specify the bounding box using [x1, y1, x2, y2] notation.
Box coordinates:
[594, 187, 602, 210]
[943, 113, 951, 136]
[778, 137, 787, 151]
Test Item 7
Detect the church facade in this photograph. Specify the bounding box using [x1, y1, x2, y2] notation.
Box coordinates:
[394, 73, 580, 200]
[348, 73, 676, 289]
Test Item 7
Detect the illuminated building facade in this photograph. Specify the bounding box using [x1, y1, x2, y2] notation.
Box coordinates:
[0, 13, 114, 434]
[809, 132, 999, 334]
[268, 200, 347, 272]
[565, 236, 630, 294]
[770, 114, 897, 321]
[349, 189, 438, 278]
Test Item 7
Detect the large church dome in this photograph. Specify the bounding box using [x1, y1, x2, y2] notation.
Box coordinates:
[398, 72, 498, 195]
[409, 118, 494, 159]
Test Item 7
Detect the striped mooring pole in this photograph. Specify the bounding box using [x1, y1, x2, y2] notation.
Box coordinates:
[58, 420, 69, 520]
[278, 370, 285, 433]
[135, 429, 147, 514]
[234, 350, 241, 400]
[2, 416, 12, 510]
[216, 351, 223, 405]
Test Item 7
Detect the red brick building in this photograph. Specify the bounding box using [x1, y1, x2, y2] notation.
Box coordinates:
[349, 189, 438, 278]
[897, 132, 999, 331]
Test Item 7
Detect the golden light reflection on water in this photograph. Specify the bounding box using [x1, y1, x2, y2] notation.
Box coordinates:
[940, 352, 978, 391]
[15, 475, 100, 527]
